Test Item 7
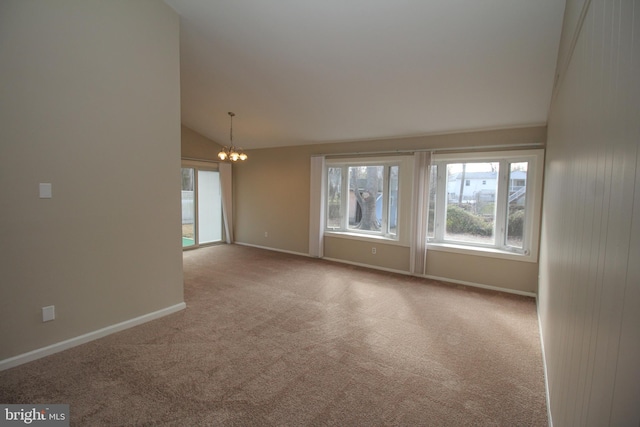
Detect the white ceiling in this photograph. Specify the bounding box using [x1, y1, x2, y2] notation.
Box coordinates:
[164, 0, 565, 149]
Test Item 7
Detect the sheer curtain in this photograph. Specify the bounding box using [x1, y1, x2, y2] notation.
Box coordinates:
[219, 162, 233, 243]
[410, 151, 431, 275]
[309, 155, 325, 257]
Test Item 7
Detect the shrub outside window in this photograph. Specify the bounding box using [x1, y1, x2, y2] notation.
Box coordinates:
[429, 150, 543, 261]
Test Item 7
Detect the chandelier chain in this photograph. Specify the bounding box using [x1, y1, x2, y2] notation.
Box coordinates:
[218, 111, 247, 162]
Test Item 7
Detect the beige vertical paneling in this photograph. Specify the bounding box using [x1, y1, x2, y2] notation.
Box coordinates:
[539, 0, 640, 425]
[611, 142, 640, 426]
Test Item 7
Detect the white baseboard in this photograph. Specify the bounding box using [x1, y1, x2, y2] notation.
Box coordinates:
[234, 241, 310, 258]
[234, 243, 537, 298]
[537, 299, 554, 427]
[322, 257, 536, 297]
[321, 257, 411, 276]
[0, 302, 186, 371]
[422, 274, 537, 298]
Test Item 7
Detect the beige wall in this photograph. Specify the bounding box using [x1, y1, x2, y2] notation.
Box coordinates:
[233, 126, 545, 293]
[182, 125, 224, 161]
[0, 1, 183, 360]
[539, 0, 640, 425]
[426, 250, 539, 292]
[324, 237, 411, 272]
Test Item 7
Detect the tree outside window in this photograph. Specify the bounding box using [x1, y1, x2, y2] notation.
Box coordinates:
[326, 162, 399, 239]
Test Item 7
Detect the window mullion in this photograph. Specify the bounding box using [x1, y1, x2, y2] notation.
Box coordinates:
[382, 165, 389, 235]
[341, 167, 348, 230]
[434, 162, 446, 241]
[521, 158, 534, 254]
[325, 167, 332, 230]
[495, 160, 509, 248]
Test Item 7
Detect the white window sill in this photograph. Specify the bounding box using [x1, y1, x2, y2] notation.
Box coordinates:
[427, 242, 537, 263]
[324, 231, 405, 246]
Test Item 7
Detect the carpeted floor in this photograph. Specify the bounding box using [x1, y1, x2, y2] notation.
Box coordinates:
[0, 244, 548, 426]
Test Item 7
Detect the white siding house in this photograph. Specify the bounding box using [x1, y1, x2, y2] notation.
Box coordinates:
[447, 170, 527, 204]
[447, 171, 498, 202]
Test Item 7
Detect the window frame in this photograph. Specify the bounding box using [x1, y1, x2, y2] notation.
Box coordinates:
[429, 149, 544, 262]
[324, 156, 411, 244]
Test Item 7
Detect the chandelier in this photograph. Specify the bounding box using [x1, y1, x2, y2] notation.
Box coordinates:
[218, 112, 247, 162]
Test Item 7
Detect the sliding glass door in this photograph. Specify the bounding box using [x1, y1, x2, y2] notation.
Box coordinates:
[181, 163, 223, 249]
[197, 170, 222, 244]
[181, 168, 196, 247]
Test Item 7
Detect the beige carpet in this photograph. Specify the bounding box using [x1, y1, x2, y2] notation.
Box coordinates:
[0, 244, 548, 426]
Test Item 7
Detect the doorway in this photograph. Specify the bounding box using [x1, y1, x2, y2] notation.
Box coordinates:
[182, 164, 223, 248]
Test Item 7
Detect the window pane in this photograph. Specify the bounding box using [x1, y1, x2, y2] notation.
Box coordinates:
[427, 165, 437, 239]
[348, 166, 383, 232]
[388, 166, 399, 235]
[444, 162, 498, 245]
[506, 162, 528, 248]
[327, 167, 343, 229]
[181, 168, 195, 247]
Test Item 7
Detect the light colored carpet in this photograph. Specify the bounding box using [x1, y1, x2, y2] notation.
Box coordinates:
[0, 244, 548, 426]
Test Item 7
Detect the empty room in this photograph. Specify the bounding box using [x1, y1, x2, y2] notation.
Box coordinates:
[1, 1, 638, 426]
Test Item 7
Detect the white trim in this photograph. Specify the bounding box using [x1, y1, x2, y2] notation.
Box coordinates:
[0, 302, 186, 371]
[230, 243, 536, 297]
[427, 242, 537, 263]
[430, 149, 544, 262]
[309, 156, 326, 257]
[432, 148, 543, 162]
[421, 273, 537, 298]
[537, 298, 554, 427]
[181, 158, 220, 169]
[238, 243, 537, 297]
[324, 155, 413, 246]
[322, 256, 537, 298]
[324, 231, 405, 246]
[235, 241, 310, 258]
[551, 0, 591, 102]
[321, 257, 410, 276]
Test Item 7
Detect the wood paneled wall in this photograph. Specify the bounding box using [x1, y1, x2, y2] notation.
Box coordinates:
[539, 0, 640, 425]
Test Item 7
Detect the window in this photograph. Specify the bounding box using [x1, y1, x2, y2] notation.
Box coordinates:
[428, 150, 543, 261]
[325, 157, 409, 241]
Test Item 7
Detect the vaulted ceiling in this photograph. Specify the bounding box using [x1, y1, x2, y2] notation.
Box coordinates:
[164, 0, 566, 149]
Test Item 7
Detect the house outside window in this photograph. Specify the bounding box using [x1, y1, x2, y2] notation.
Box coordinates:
[428, 149, 544, 261]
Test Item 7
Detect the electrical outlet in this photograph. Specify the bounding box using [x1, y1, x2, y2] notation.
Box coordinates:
[264, 231, 268, 237]
[372, 247, 376, 254]
[39, 183, 52, 198]
[42, 305, 55, 322]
